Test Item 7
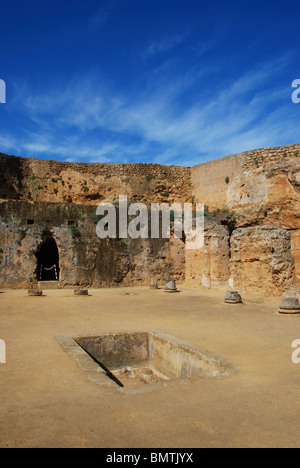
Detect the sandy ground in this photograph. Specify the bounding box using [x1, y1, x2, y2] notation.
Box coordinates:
[0, 285, 299, 448]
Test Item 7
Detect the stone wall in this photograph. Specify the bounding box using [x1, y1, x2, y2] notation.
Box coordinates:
[186, 218, 230, 289]
[0, 201, 185, 289]
[191, 143, 300, 216]
[1, 143, 300, 295]
[230, 226, 295, 295]
[0, 153, 192, 206]
[189, 143, 300, 292]
[185, 220, 295, 296]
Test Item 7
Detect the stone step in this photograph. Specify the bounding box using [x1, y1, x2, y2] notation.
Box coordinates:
[38, 281, 61, 290]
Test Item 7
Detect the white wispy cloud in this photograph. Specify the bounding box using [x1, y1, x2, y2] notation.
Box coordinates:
[0, 135, 18, 152]
[4, 52, 298, 165]
[88, 2, 117, 30]
[143, 32, 190, 58]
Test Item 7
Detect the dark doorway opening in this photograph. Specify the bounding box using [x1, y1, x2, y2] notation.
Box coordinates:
[36, 238, 60, 281]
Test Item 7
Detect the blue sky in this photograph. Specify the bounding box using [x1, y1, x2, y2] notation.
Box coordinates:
[0, 0, 300, 166]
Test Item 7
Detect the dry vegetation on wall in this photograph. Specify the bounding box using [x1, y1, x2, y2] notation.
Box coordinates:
[0, 154, 192, 206]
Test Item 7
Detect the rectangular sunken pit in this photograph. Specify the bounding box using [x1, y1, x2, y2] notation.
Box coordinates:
[57, 330, 235, 394]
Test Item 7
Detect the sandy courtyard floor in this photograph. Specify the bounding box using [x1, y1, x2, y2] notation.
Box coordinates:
[0, 285, 299, 448]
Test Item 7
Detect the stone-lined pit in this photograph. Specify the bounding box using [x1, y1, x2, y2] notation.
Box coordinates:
[57, 330, 236, 394]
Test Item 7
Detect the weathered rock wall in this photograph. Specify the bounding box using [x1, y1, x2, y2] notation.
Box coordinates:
[230, 226, 295, 295]
[191, 143, 300, 218]
[185, 219, 295, 296]
[0, 201, 185, 289]
[189, 143, 300, 293]
[186, 218, 231, 289]
[1, 143, 300, 296]
[0, 153, 192, 205]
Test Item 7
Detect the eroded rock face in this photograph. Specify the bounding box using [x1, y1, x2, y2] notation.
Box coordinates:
[0, 153, 192, 206]
[1, 143, 300, 295]
[185, 218, 230, 289]
[0, 201, 185, 289]
[230, 226, 295, 295]
[191, 143, 300, 291]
